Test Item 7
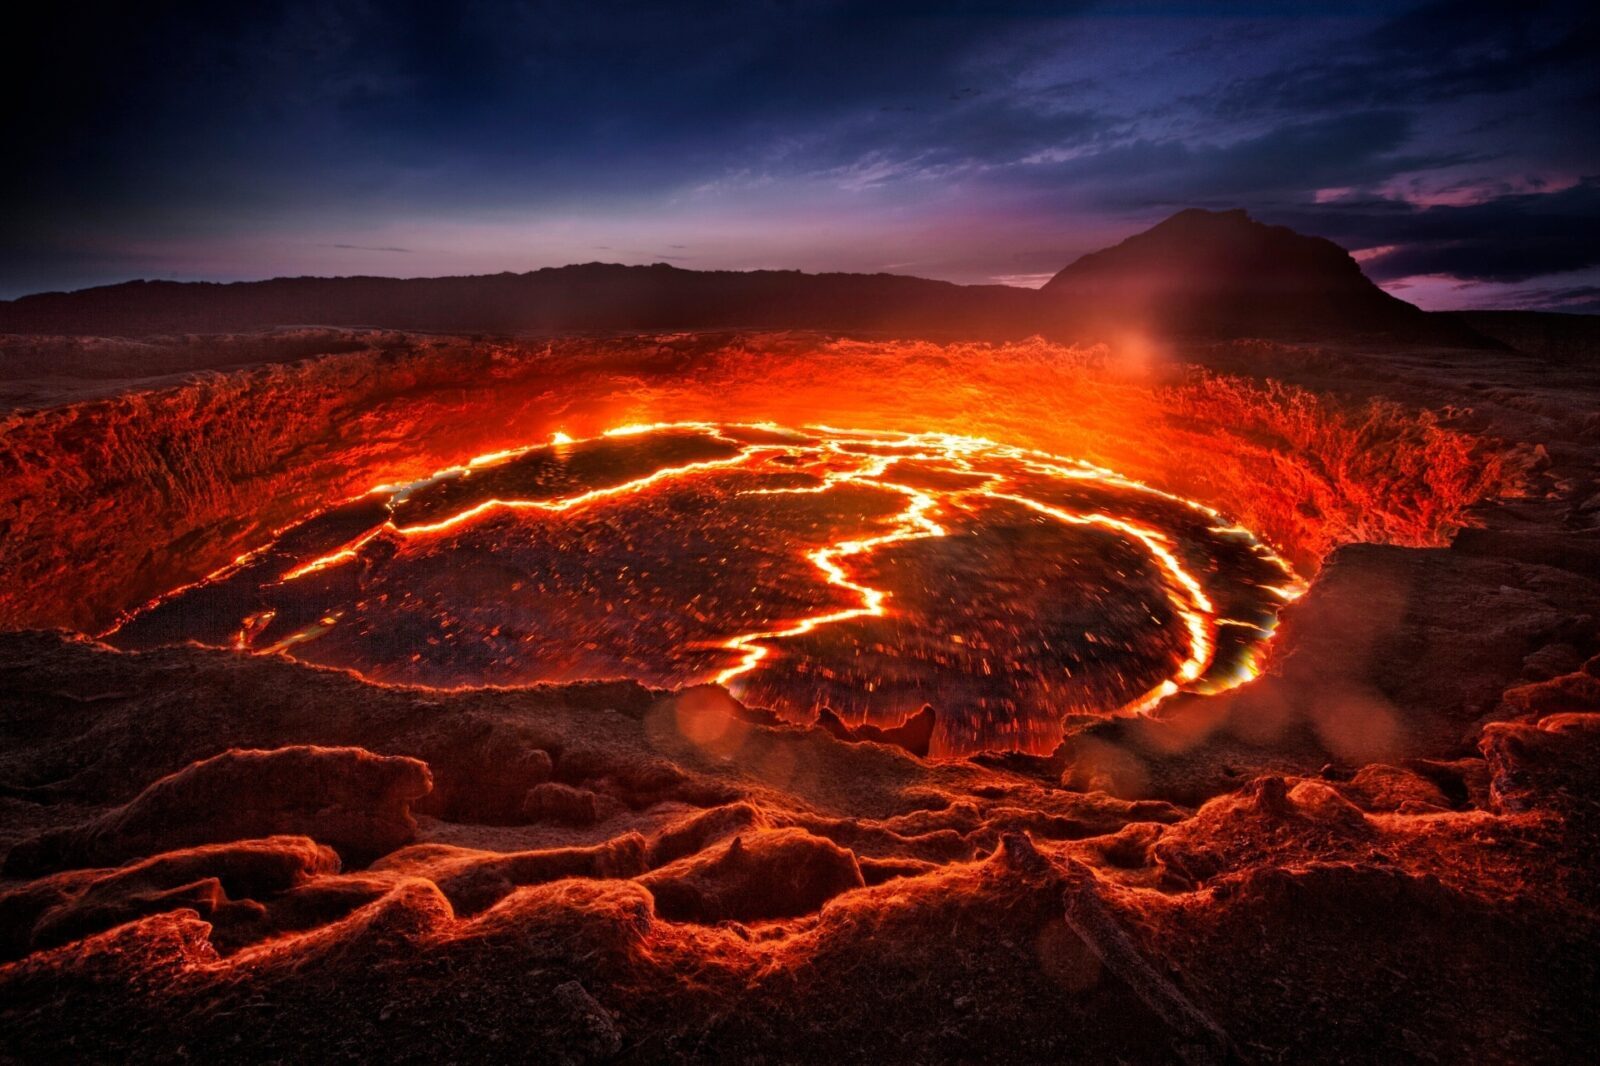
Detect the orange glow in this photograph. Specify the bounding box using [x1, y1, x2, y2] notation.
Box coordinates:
[52, 334, 1504, 652]
[391, 449, 759, 536]
[713, 476, 945, 688]
[115, 420, 1310, 754]
[81, 328, 1506, 763]
[280, 528, 385, 581]
[382, 422, 1295, 719]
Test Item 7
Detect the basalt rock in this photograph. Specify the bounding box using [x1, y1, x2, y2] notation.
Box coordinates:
[638, 828, 865, 923]
[0, 836, 338, 959]
[1480, 712, 1600, 817]
[413, 719, 555, 824]
[522, 782, 609, 826]
[815, 704, 937, 757]
[3, 746, 431, 875]
[1347, 764, 1452, 812]
[371, 836, 648, 915]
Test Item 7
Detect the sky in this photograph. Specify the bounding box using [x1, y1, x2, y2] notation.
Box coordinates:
[3, 0, 1597, 310]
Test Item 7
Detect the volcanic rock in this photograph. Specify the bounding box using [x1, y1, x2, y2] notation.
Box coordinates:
[372, 837, 648, 915]
[1480, 712, 1600, 816]
[3, 746, 431, 875]
[0, 836, 337, 959]
[1059, 856, 1235, 1064]
[1346, 764, 1452, 812]
[815, 704, 937, 757]
[638, 828, 865, 923]
[0, 621, 1596, 1060]
[1151, 775, 1375, 887]
[413, 720, 554, 823]
[0, 306, 1598, 1061]
[522, 782, 607, 826]
[551, 980, 625, 1064]
[1521, 642, 1587, 680]
[645, 802, 769, 867]
[1163, 861, 1598, 1062]
[1500, 667, 1600, 717]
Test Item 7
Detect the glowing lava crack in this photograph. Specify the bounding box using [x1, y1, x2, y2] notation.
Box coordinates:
[108, 422, 1304, 755]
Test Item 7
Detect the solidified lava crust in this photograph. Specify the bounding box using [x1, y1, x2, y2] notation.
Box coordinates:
[1, 329, 1596, 1064]
[106, 422, 1302, 756]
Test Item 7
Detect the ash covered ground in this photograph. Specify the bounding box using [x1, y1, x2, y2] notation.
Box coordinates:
[1, 319, 1598, 1063]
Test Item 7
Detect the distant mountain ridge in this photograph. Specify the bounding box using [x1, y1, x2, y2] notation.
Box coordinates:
[0, 211, 1493, 345]
[0, 264, 1039, 339]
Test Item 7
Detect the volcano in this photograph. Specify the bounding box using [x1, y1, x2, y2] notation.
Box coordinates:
[1, 214, 1596, 1064]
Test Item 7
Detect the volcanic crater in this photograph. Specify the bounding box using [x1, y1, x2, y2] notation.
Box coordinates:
[107, 421, 1301, 756]
[2, 216, 1597, 1063]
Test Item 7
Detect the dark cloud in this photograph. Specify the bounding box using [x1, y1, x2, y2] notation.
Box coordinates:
[1266, 178, 1600, 283]
[1, 1, 1596, 304]
[1017, 110, 1457, 209]
[1207, 0, 1597, 118]
[0, 0, 1105, 282]
[814, 101, 1111, 173]
[1505, 285, 1600, 314]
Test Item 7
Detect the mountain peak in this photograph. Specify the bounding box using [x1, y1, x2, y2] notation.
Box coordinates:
[1046, 208, 1369, 294]
[1039, 207, 1442, 338]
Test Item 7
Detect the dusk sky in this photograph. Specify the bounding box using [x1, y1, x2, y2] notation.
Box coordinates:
[4, 1, 1596, 309]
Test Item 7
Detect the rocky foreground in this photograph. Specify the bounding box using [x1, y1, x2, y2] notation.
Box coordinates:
[1, 323, 1598, 1062]
[0, 618, 1596, 1063]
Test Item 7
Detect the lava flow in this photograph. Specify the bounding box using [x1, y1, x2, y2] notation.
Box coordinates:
[108, 421, 1304, 755]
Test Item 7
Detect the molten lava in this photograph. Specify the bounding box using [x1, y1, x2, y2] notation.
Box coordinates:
[109, 422, 1303, 754]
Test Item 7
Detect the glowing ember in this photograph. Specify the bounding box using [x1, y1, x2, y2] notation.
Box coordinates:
[108, 422, 1303, 755]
